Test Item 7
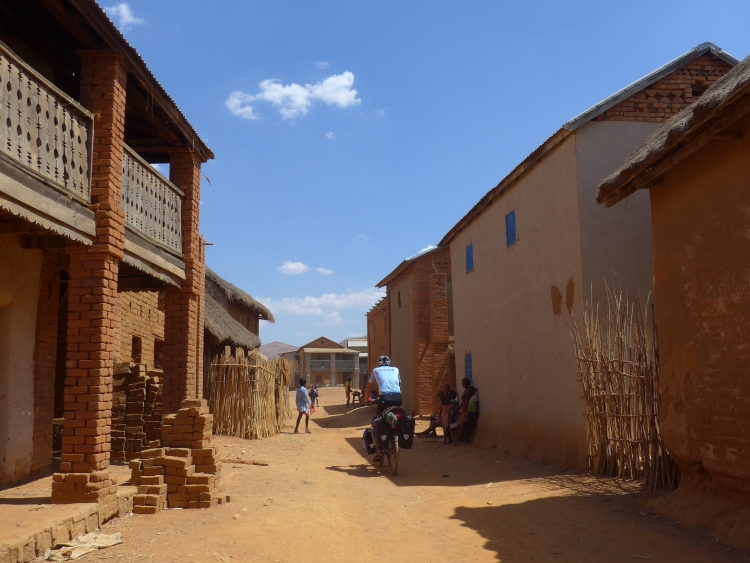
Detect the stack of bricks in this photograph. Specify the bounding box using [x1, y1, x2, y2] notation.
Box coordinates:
[111, 362, 163, 463]
[128, 399, 228, 513]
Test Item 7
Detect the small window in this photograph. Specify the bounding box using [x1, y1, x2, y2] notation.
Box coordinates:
[506, 210, 516, 247]
[465, 353, 473, 383]
[466, 243, 474, 273]
[398, 291, 401, 308]
[153, 338, 164, 369]
[131, 336, 142, 364]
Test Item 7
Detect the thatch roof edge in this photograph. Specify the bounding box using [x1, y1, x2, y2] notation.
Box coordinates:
[205, 267, 275, 322]
[204, 295, 261, 350]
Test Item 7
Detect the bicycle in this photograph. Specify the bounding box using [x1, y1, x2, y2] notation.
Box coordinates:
[378, 428, 399, 475]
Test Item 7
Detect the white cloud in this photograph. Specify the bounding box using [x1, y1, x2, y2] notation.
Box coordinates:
[226, 72, 361, 120]
[323, 312, 343, 326]
[376, 109, 386, 118]
[316, 267, 334, 275]
[225, 91, 259, 120]
[315, 61, 329, 69]
[325, 132, 335, 140]
[278, 261, 309, 275]
[260, 288, 385, 317]
[104, 3, 144, 30]
[358, 233, 369, 240]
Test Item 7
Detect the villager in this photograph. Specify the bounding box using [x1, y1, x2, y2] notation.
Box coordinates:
[440, 384, 458, 444]
[310, 384, 319, 407]
[295, 378, 312, 434]
[459, 386, 479, 443]
[457, 378, 472, 435]
[345, 377, 352, 406]
[417, 395, 443, 438]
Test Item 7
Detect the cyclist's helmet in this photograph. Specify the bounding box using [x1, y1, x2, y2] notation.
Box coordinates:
[377, 355, 392, 366]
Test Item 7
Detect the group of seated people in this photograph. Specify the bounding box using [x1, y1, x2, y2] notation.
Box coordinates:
[417, 378, 478, 444]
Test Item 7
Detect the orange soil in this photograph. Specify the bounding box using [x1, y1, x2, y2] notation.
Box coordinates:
[79, 387, 742, 563]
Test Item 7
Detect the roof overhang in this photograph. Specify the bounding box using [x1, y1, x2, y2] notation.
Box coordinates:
[376, 246, 440, 288]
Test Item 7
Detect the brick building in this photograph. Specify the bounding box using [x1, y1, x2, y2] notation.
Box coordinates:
[374, 246, 454, 416]
[439, 43, 736, 470]
[598, 54, 750, 549]
[0, 0, 212, 517]
[366, 296, 389, 378]
[294, 336, 360, 388]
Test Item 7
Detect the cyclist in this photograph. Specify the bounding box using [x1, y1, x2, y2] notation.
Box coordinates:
[364, 355, 402, 462]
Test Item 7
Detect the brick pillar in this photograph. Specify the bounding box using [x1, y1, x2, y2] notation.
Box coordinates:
[31, 251, 60, 474]
[162, 150, 204, 413]
[428, 273, 451, 415]
[51, 51, 127, 516]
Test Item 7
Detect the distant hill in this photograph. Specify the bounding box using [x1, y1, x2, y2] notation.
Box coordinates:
[259, 341, 298, 359]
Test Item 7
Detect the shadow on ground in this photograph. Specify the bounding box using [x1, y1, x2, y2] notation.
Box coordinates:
[309, 402, 378, 430]
[0, 497, 50, 505]
[450, 494, 738, 563]
[328, 436, 574, 488]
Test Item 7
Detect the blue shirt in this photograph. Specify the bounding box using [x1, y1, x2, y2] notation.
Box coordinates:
[296, 386, 311, 409]
[369, 366, 402, 395]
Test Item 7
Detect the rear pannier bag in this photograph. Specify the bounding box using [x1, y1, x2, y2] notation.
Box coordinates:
[371, 416, 390, 450]
[398, 416, 416, 449]
[362, 429, 377, 454]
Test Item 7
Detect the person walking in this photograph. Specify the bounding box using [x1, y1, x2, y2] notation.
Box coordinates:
[295, 378, 312, 434]
[345, 377, 352, 407]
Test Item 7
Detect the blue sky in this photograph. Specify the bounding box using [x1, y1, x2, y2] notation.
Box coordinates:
[106, 0, 750, 347]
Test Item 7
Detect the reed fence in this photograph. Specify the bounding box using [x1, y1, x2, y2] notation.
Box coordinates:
[205, 352, 295, 440]
[571, 285, 679, 492]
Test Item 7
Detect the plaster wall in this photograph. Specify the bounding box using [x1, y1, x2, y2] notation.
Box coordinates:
[450, 135, 587, 469]
[0, 236, 42, 485]
[575, 121, 659, 302]
[389, 275, 414, 412]
[366, 298, 389, 379]
[648, 121, 750, 493]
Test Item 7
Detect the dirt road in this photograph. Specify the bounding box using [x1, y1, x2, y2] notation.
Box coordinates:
[90, 387, 742, 563]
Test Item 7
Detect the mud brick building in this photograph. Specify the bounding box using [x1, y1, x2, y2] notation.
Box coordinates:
[293, 336, 361, 388]
[598, 54, 750, 549]
[374, 246, 454, 416]
[439, 43, 736, 470]
[366, 296, 389, 379]
[0, 0, 213, 519]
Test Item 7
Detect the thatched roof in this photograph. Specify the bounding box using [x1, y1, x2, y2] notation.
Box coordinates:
[598, 54, 750, 207]
[204, 295, 261, 351]
[205, 268, 275, 322]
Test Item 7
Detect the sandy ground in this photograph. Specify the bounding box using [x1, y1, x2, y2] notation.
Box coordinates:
[77, 387, 746, 563]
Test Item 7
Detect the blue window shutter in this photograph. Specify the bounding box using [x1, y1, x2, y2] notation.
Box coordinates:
[506, 210, 516, 247]
[465, 353, 473, 383]
[466, 243, 474, 273]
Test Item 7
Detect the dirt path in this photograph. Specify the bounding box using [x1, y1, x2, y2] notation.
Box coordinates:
[88, 387, 742, 563]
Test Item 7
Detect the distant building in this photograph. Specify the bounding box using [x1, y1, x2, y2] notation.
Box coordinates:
[598, 55, 750, 544]
[292, 336, 360, 388]
[439, 43, 737, 470]
[373, 246, 454, 415]
[339, 336, 368, 388]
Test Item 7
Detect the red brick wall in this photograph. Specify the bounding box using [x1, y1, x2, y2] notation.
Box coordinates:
[31, 250, 60, 474]
[595, 54, 733, 123]
[367, 296, 389, 376]
[384, 247, 453, 415]
[163, 151, 205, 413]
[115, 291, 165, 367]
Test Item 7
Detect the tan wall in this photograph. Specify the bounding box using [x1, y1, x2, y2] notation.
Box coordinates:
[389, 274, 414, 411]
[649, 121, 750, 492]
[0, 236, 42, 485]
[575, 121, 659, 302]
[450, 135, 587, 469]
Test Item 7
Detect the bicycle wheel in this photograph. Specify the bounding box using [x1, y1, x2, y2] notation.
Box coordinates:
[387, 437, 399, 475]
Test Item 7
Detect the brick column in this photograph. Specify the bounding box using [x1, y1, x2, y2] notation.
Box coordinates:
[51, 51, 127, 516]
[162, 150, 205, 413]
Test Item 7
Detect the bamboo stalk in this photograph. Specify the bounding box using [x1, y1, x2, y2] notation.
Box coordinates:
[571, 282, 680, 492]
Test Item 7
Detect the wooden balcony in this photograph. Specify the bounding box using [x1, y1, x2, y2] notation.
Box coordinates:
[0, 40, 95, 244]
